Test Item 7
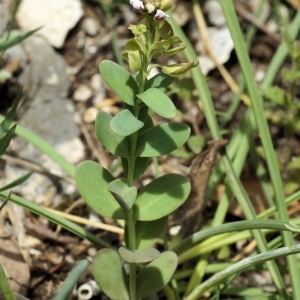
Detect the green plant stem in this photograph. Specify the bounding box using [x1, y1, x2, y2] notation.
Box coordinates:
[127, 209, 137, 300]
[126, 98, 142, 300]
[127, 153, 138, 299]
[125, 19, 154, 299]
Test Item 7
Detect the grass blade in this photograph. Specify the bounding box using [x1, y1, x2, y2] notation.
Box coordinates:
[0, 190, 112, 249]
[220, 2, 300, 298]
[0, 171, 33, 192]
[52, 259, 90, 300]
[0, 263, 16, 300]
[184, 244, 300, 299]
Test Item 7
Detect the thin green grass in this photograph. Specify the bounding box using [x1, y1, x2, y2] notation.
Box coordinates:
[170, 1, 300, 298]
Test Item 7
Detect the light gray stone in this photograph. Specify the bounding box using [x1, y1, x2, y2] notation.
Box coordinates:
[73, 84, 93, 102]
[198, 27, 234, 75]
[2, 34, 84, 205]
[82, 17, 99, 37]
[16, 0, 83, 48]
[91, 73, 106, 104]
[205, 0, 226, 27]
[1, 163, 56, 205]
[4, 35, 71, 99]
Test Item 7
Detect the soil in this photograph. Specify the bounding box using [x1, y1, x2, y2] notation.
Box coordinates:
[1, 1, 300, 299]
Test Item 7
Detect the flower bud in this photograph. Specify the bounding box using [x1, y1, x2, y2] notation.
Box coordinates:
[145, 2, 156, 13]
[160, 0, 175, 11]
[130, 0, 145, 11]
[154, 9, 169, 20]
[153, 0, 161, 7]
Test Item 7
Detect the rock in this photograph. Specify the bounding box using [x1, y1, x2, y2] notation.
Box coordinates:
[2, 163, 57, 205]
[0, 3, 10, 34]
[2, 35, 84, 205]
[91, 73, 106, 104]
[4, 34, 77, 145]
[83, 107, 98, 123]
[16, 0, 83, 48]
[205, 0, 226, 27]
[17, 97, 80, 152]
[55, 138, 85, 167]
[82, 17, 99, 37]
[76, 30, 85, 50]
[73, 84, 93, 102]
[5, 35, 70, 98]
[90, 74, 103, 91]
[197, 27, 234, 75]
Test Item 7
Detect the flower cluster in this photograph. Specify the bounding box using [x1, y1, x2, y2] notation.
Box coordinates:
[125, 0, 198, 77]
[130, 0, 174, 20]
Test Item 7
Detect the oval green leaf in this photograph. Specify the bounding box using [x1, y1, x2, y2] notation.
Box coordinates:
[99, 60, 138, 106]
[118, 247, 160, 263]
[122, 157, 149, 180]
[110, 109, 144, 137]
[134, 174, 191, 221]
[137, 88, 176, 118]
[96, 111, 130, 158]
[136, 123, 191, 157]
[136, 251, 178, 299]
[145, 73, 175, 91]
[75, 161, 124, 220]
[92, 249, 129, 300]
[136, 217, 168, 249]
[107, 178, 137, 212]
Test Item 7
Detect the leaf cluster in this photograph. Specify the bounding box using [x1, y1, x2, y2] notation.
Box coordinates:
[123, 18, 198, 76]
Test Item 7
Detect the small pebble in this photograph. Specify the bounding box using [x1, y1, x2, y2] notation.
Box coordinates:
[93, 94, 105, 106]
[255, 69, 265, 82]
[91, 74, 106, 104]
[82, 17, 99, 36]
[55, 138, 85, 164]
[91, 73, 103, 91]
[16, 0, 83, 48]
[73, 84, 92, 102]
[76, 30, 85, 49]
[206, 0, 226, 27]
[87, 247, 97, 257]
[169, 225, 182, 236]
[83, 107, 98, 123]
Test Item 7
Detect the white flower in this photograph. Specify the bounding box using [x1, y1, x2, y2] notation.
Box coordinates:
[130, 0, 145, 10]
[154, 9, 169, 20]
